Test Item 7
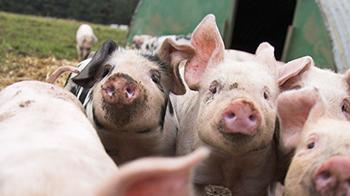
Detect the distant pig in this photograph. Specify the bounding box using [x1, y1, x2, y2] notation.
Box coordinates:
[76, 24, 97, 61]
[0, 81, 116, 195]
[276, 88, 350, 196]
[65, 39, 194, 164]
[132, 34, 191, 53]
[170, 14, 312, 195]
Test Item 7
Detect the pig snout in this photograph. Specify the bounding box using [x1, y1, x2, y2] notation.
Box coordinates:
[314, 156, 350, 195]
[101, 74, 140, 105]
[221, 100, 261, 136]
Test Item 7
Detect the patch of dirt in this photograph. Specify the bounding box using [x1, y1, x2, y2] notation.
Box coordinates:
[0, 54, 78, 89]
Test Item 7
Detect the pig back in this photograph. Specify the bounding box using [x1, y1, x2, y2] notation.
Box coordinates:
[0, 81, 117, 196]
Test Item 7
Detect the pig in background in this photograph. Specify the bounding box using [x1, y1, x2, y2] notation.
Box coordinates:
[132, 34, 191, 53]
[274, 88, 350, 196]
[167, 14, 314, 196]
[0, 80, 209, 196]
[65, 39, 194, 165]
[76, 24, 97, 61]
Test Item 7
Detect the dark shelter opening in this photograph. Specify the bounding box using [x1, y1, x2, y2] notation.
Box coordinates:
[230, 0, 297, 60]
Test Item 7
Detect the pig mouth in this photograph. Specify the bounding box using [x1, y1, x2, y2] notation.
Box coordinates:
[101, 92, 148, 128]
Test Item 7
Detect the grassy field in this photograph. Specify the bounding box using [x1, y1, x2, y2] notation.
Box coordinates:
[0, 11, 128, 88]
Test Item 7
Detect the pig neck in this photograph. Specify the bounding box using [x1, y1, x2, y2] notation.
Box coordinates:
[86, 101, 177, 165]
[195, 142, 277, 196]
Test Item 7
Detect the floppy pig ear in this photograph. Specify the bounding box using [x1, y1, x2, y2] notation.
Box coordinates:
[277, 88, 321, 154]
[278, 56, 314, 90]
[97, 148, 210, 196]
[184, 14, 225, 91]
[72, 39, 118, 88]
[157, 38, 195, 95]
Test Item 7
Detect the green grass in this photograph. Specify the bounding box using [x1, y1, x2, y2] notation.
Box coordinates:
[0, 11, 128, 61]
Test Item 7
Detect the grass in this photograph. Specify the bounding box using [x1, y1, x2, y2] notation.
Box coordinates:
[0, 11, 128, 88]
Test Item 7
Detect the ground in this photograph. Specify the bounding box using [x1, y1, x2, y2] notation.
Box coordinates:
[0, 11, 127, 89]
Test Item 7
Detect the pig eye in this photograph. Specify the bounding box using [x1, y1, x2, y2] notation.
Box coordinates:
[263, 87, 270, 100]
[209, 80, 220, 94]
[306, 134, 318, 150]
[101, 64, 112, 78]
[341, 99, 350, 117]
[150, 70, 161, 84]
[307, 142, 315, 149]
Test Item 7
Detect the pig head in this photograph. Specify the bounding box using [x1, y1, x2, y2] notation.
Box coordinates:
[277, 88, 350, 196]
[279, 57, 350, 121]
[67, 39, 194, 164]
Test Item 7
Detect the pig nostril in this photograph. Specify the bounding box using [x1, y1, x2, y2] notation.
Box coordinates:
[319, 171, 331, 180]
[248, 114, 256, 122]
[226, 112, 235, 119]
[125, 86, 135, 98]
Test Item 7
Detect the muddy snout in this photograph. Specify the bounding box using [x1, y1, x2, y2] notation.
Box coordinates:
[220, 99, 261, 136]
[101, 74, 141, 105]
[314, 156, 350, 195]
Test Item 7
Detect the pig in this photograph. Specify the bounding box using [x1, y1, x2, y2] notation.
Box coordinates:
[275, 87, 350, 196]
[0, 80, 117, 195]
[276, 58, 350, 181]
[65, 39, 194, 164]
[278, 57, 350, 121]
[76, 24, 97, 61]
[132, 34, 191, 53]
[168, 14, 313, 196]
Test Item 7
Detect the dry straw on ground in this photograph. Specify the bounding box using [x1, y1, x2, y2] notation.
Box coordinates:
[0, 54, 78, 89]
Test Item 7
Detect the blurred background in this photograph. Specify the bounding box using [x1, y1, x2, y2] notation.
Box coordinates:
[0, 0, 348, 88]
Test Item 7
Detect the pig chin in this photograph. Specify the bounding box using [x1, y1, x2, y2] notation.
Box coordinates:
[95, 90, 148, 129]
[198, 123, 272, 156]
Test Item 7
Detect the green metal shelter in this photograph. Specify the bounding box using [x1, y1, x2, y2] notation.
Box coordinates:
[128, 0, 350, 72]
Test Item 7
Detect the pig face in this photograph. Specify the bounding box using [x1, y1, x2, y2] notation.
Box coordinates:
[72, 40, 193, 132]
[277, 88, 350, 196]
[80, 36, 94, 60]
[194, 55, 280, 155]
[279, 57, 350, 121]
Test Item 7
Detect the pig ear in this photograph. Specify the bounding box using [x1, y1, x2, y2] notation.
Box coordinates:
[278, 56, 314, 90]
[343, 69, 350, 87]
[277, 88, 321, 154]
[157, 38, 195, 95]
[255, 42, 277, 67]
[184, 14, 225, 91]
[96, 148, 210, 196]
[72, 39, 118, 88]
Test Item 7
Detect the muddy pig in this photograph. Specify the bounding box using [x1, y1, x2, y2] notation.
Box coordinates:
[65, 39, 194, 164]
[275, 87, 350, 196]
[170, 14, 313, 196]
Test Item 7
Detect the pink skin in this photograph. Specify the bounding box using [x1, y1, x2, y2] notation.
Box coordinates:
[221, 99, 261, 136]
[101, 76, 140, 105]
[314, 156, 350, 195]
